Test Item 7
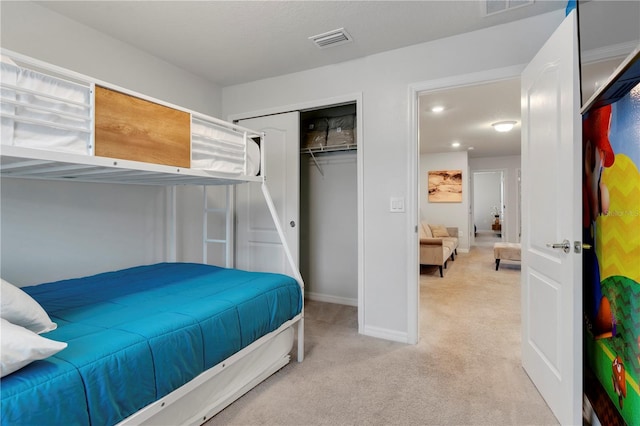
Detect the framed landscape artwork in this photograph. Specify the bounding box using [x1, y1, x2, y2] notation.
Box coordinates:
[428, 170, 462, 203]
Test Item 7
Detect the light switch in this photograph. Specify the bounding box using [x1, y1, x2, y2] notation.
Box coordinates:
[390, 197, 405, 213]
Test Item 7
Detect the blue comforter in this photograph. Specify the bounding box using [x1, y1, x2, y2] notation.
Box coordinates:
[1, 263, 302, 425]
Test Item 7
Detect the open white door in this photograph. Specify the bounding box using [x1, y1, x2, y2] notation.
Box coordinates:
[235, 112, 300, 277]
[520, 10, 582, 425]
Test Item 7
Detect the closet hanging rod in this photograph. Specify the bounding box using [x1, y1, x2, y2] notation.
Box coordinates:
[300, 143, 357, 155]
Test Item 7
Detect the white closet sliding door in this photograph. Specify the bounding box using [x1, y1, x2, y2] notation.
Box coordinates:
[235, 112, 300, 277]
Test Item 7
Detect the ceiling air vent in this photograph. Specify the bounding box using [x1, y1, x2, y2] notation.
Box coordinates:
[309, 28, 353, 49]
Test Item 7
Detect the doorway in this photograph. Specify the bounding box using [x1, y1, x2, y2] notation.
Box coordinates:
[416, 76, 521, 254]
[472, 170, 505, 247]
[408, 65, 523, 344]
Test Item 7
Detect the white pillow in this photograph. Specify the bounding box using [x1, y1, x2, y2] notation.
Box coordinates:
[0, 318, 67, 377]
[0, 278, 57, 334]
[247, 139, 260, 176]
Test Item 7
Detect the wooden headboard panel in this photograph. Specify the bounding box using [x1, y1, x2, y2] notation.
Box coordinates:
[94, 86, 191, 168]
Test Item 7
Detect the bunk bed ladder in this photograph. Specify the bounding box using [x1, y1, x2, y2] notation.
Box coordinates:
[202, 185, 233, 268]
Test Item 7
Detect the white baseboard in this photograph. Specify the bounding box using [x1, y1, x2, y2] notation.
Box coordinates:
[362, 324, 409, 344]
[306, 294, 410, 344]
[306, 291, 357, 307]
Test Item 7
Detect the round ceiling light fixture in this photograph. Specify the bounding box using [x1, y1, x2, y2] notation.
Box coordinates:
[492, 120, 517, 132]
[431, 106, 444, 113]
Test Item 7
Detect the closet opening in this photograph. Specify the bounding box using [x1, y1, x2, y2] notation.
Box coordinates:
[299, 103, 358, 308]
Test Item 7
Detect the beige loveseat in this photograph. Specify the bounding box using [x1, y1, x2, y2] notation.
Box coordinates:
[419, 223, 459, 277]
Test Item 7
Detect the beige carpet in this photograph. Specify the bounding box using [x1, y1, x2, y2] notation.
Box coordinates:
[474, 230, 504, 248]
[209, 246, 558, 425]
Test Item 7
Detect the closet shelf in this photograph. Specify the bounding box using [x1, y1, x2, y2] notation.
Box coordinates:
[300, 144, 357, 155]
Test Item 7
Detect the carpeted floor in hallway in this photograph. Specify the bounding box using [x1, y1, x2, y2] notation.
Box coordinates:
[209, 246, 557, 425]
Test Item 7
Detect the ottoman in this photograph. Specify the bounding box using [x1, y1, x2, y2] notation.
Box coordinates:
[494, 242, 521, 270]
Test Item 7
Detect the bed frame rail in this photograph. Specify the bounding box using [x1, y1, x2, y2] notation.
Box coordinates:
[1, 48, 262, 181]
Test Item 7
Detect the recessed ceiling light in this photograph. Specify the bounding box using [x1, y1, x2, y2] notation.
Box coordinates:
[492, 121, 517, 132]
[451, 142, 461, 148]
[431, 106, 444, 113]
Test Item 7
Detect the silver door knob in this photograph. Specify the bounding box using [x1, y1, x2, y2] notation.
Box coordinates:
[546, 239, 570, 253]
[290, 220, 296, 228]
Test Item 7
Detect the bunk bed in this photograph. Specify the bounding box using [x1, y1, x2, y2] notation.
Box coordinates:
[0, 49, 304, 425]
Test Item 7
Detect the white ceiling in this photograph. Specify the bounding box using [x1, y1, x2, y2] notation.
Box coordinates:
[34, 1, 630, 159]
[36, 1, 566, 87]
[419, 78, 522, 158]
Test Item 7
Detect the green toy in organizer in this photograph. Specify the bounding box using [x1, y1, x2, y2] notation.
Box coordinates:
[585, 276, 639, 426]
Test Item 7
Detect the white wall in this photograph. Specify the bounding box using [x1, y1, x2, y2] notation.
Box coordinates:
[300, 153, 358, 306]
[0, 1, 222, 116]
[0, 2, 224, 284]
[469, 155, 521, 243]
[420, 152, 470, 252]
[221, 11, 564, 341]
[0, 179, 168, 286]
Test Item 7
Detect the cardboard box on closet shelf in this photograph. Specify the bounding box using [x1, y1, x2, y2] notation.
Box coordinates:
[327, 114, 356, 147]
[302, 117, 328, 148]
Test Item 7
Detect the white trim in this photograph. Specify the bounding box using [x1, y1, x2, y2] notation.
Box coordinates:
[306, 291, 357, 307]
[228, 93, 365, 337]
[516, 168, 522, 243]
[407, 64, 524, 345]
[581, 40, 638, 64]
[362, 324, 409, 344]
[409, 64, 525, 94]
[228, 94, 360, 123]
[407, 83, 420, 345]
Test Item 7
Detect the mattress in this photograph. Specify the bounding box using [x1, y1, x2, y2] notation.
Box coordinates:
[0, 263, 302, 426]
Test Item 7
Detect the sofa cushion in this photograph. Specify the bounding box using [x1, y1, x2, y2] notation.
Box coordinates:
[441, 238, 457, 252]
[429, 224, 450, 238]
[420, 223, 433, 239]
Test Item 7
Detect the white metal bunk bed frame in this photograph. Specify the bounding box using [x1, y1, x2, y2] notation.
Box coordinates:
[0, 49, 304, 425]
